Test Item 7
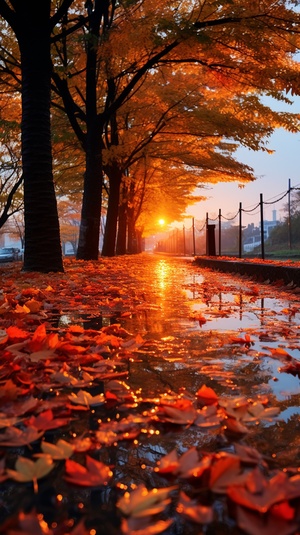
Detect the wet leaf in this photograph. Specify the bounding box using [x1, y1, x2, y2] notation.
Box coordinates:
[196, 385, 218, 405]
[209, 453, 248, 493]
[64, 456, 112, 486]
[40, 439, 74, 460]
[176, 491, 213, 524]
[6, 455, 54, 492]
[117, 485, 177, 518]
[0, 426, 44, 446]
[68, 390, 105, 407]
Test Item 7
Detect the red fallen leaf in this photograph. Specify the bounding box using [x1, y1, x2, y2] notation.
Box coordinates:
[27, 324, 47, 352]
[224, 417, 249, 435]
[270, 501, 295, 521]
[64, 455, 113, 486]
[196, 385, 218, 405]
[235, 504, 298, 535]
[155, 449, 180, 475]
[177, 447, 212, 479]
[1, 396, 40, 417]
[234, 444, 267, 467]
[264, 346, 292, 359]
[0, 426, 44, 446]
[194, 404, 222, 429]
[176, 490, 213, 524]
[227, 470, 288, 513]
[230, 334, 252, 345]
[58, 343, 87, 354]
[0, 379, 31, 400]
[25, 409, 71, 431]
[209, 453, 248, 493]
[156, 403, 197, 425]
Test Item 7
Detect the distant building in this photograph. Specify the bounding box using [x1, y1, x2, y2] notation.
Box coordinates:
[243, 210, 279, 252]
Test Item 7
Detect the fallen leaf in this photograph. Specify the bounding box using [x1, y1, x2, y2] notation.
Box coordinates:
[64, 455, 112, 486]
[117, 485, 177, 518]
[176, 490, 213, 524]
[6, 455, 54, 492]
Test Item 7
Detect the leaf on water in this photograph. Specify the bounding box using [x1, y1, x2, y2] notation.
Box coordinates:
[177, 447, 212, 479]
[235, 504, 298, 535]
[196, 385, 218, 405]
[234, 444, 267, 467]
[0, 426, 44, 446]
[244, 402, 281, 422]
[209, 453, 248, 493]
[227, 470, 289, 513]
[25, 409, 71, 431]
[68, 390, 105, 407]
[117, 484, 177, 518]
[64, 455, 112, 486]
[176, 491, 213, 524]
[41, 439, 74, 460]
[155, 449, 180, 475]
[6, 455, 54, 489]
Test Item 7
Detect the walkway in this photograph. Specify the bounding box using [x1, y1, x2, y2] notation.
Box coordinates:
[1, 253, 300, 534]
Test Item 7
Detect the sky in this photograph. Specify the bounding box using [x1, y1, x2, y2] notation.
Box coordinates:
[185, 96, 300, 227]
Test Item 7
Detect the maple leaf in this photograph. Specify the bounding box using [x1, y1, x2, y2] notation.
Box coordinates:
[0, 378, 30, 400]
[235, 504, 298, 535]
[64, 455, 112, 486]
[209, 453, 248, 493]
[194, 404, 222, 428]
[40, 439, 74, 460]
[177, 447, 212, 480]
[176, 491, 213, 524]
[6, 325, 30, 343]
[0, 426, 44, 446]
[227, 470, 291, 513]
[196, 385, 218, 405]
[68, 390, 105, 407]
[25, 409, 71, 431]
[6, 455, 54, 493]
[244, 401, 281, 422]
[117, 485, 177, 518]
[155, 449, 180, 475]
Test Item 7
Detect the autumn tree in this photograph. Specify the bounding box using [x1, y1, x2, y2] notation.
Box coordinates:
[0, 0, 84, 272]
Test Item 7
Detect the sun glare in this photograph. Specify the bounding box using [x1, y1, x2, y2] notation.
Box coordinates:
[158, 218, 165, 226]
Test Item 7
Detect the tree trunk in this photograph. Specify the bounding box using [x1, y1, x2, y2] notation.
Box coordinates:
[102, 167, 122, 257]
[17, 1, 63, 272]
[116, 201, 127, 255]
[76, 3, 103, 260]
[76, 136, 102, 259]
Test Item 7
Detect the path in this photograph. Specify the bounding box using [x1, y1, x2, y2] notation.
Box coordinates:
[1, 253, 300, 535]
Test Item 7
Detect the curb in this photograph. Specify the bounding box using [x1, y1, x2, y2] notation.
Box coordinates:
[194, 257, 300, 287]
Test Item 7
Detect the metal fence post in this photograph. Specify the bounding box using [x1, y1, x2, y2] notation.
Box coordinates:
[238, 202, 242, 258]
[218, 209, 221, 256]
[260, 193, 265, 260]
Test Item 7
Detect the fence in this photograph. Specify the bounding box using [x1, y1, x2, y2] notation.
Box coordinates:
[154, 180, 300, 259]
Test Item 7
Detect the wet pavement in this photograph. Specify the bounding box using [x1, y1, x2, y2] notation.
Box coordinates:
[1, 253, 300, 534]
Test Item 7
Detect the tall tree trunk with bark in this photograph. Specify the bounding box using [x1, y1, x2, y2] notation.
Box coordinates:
[77, 2, 103, 260]
[102, 165, 122, 256]
[17, 0, 63, 272]
[116, 200, 127, 255]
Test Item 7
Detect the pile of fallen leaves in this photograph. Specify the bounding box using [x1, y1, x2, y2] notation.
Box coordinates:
[0, 256, 300, 535]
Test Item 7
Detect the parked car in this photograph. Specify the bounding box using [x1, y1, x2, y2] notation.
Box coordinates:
[0, 247, 21, 262]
